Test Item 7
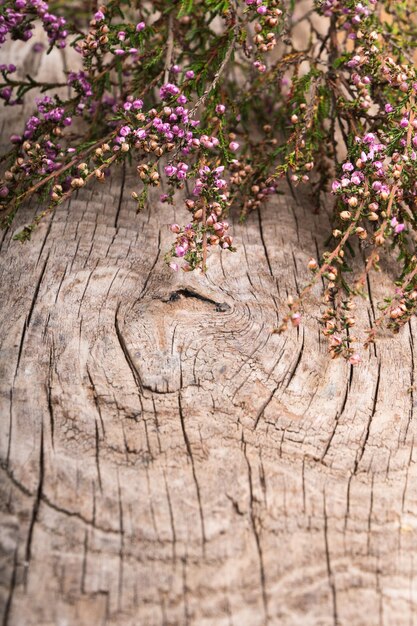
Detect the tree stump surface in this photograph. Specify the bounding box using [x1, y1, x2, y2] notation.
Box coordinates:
[1, 38, 417, 626]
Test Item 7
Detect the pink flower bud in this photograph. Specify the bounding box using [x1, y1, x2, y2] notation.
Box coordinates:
[175, 245, 186, 257]
[349, 353, 361, 366]
[291, 313, 301, 327]
[170, 224, 181, 233]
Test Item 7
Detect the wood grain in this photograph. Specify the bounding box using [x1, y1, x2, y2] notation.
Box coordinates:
[1, 33, 417, 626]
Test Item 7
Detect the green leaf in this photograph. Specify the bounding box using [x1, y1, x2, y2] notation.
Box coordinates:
[178, 0, 193, 17]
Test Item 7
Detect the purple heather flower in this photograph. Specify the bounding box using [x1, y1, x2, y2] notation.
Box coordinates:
[136, 22, 145, 32]
[119, 125, 131, 137]
[164, 165, 177, 176]
[391, 217, 405, 233]
[175, 245, 186, 257]
[363, 133, 375, 144]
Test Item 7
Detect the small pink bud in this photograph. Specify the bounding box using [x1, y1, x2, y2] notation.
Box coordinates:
[349, 353, 361, 366]
[170, 224, 181, 234]
[390, 306, 403, 319]
[291, 313, 301, 327]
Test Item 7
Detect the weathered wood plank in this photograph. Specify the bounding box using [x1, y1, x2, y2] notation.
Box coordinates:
[1, 34, 417, 626]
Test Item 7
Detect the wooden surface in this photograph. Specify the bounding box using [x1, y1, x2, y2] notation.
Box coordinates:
[1, 35, 417, 626]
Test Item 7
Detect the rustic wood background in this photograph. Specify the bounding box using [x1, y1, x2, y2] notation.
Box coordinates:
[1, 29, 417, 626]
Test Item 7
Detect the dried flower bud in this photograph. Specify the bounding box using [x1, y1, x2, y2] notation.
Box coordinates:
[340, 211, 351, 221]
[390, 306, 403, 319]
[355, 227, 367, 239]
[71, 178, 85, 189]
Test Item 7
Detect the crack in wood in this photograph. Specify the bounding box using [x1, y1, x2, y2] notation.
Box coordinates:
[23, 422, 44, 588]
[323, 489, 339, 626]
[353, 360, 381, 474]
[242, 437, 269, 624]
[178, 392, 206, 554]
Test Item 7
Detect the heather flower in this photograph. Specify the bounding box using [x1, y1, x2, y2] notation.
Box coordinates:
[2, 0, 417, 360]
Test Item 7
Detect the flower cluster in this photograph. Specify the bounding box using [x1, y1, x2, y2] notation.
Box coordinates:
[0, 0, 67, 48]
[2, 0, 417, 360]
[244, 1, 283, 73]
[168, 165, 233, 271]
[0, 63, 16, 104]
[318, 0, 377, 37]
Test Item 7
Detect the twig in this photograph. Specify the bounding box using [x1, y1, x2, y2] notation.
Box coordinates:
[366, 261, 417, 343]
[164, 12, 175, 85]
[375, 98, 415, 239]
[202, 199, 208, 273]
[275, 190, 367, 333]
[189, 21, 238, 117]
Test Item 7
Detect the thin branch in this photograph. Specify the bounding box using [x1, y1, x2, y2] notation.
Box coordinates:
[164, 12, 175, 85]
[189, 21, 238, 116]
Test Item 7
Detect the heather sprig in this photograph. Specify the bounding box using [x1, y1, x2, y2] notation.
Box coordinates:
[2, 0, 417, 361]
